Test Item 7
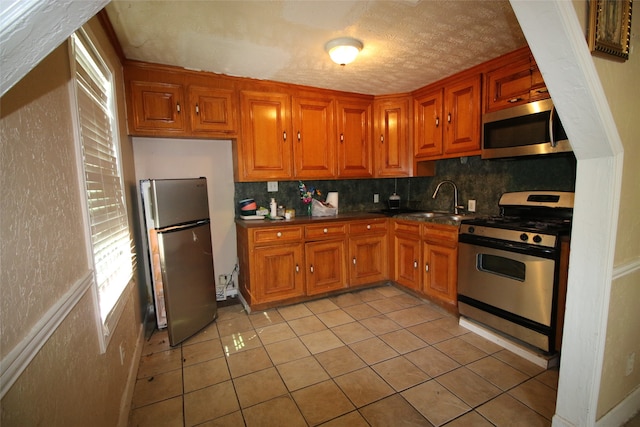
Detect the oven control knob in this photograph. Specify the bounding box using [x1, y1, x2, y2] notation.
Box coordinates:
[520, 233, 529, 241]
[533, 235, 542, 243]
[468, 226, 475, 234]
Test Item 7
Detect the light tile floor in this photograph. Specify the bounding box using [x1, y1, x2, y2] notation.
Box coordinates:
[128, 285, 559, 427]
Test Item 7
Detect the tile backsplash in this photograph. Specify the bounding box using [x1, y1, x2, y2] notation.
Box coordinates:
[234, 153, 576, 217]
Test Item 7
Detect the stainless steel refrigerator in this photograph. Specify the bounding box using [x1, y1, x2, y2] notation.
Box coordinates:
[140, 177, 217, 346]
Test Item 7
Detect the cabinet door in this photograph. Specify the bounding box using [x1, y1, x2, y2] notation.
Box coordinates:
[375, 97, 411, 177]
[239, 91, 292, 180]
[129, 81, 186, 133]
[188, 86, 237, 134]
[253, 243, 305, 303]
[394, 234, 421, 291]
[349, 235, 388, 286]
[336, 99, 373, 178]
[413, 89, 443, 158]
[444, 75, 481, 155]
[305, 240, 347, 295]
[423, 242, 457, 306]
[485, 56, 532, 112]
[529, 63, 550, 102]
[292, 96, 336, 179]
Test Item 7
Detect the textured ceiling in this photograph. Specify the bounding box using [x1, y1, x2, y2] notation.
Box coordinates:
[105, 0, 527, 95]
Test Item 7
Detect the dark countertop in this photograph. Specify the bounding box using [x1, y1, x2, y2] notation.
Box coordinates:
[236, 211, 470, 228]
[235, 212, 386, 228]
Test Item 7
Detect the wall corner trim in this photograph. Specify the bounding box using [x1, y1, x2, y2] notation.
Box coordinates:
[0, 271, 94, 399]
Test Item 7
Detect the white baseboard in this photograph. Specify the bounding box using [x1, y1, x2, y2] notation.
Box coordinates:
[459, 317, 558, 369]
[595, 385, 640, 427]
[118, 324, 144, 427]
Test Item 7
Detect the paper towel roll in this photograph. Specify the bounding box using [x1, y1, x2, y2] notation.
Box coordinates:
[326, 192, 339, 214]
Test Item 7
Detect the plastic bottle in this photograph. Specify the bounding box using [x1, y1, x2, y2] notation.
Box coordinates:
[269, 198, 277, 217]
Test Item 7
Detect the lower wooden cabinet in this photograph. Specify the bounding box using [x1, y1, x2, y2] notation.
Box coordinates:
[236, 218, 388, 310]
[348, 219, 388, 286]
[392, 221, 422, 291]
[422, 223, 458, 307]
[305, 240, 347, 295]
[392, 220, 459, 309]
[253, 243, 305, 303]
[237, 217, 457, 310]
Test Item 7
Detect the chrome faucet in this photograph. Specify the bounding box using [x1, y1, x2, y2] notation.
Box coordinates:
[432, 180, 464, 214]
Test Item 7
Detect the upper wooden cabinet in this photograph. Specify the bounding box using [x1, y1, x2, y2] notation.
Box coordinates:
[124, 63, 238, 138]
[374, 95, 412, 177]
[413, 73, 481, 160]
[238, 91, 293, 181]
[444, 74, 482, 155]
[128, 80, 187, 134]
[336, 98, 374, 179]
[292, 96, 337, 179]
[188, 86, 237, 134]
[484, 46, 550, 113]
[414, 89, 443, 158]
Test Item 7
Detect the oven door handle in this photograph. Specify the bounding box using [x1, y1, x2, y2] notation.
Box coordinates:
[458, 235, 557, 259]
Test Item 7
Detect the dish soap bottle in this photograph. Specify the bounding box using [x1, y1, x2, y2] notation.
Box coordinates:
[269, 198, 277, 217]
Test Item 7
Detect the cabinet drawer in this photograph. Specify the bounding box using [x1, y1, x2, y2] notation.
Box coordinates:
[305, 223, 347, 240]
[393, 220, 421, 235]
[349, 219, 388, 235]
[252, 226, 303, 245]
[422, 224, 458, 246]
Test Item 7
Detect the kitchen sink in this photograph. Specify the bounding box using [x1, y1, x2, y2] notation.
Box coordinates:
[402, 211, 469, 222]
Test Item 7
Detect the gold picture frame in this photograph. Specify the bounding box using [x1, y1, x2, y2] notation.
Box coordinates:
[588, 0, 633, 61]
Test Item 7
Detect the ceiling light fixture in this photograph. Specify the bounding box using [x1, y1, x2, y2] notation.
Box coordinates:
[325, 37, 363, 66]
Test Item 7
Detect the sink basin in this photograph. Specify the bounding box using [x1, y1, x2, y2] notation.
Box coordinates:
[401, 211, 469, 222]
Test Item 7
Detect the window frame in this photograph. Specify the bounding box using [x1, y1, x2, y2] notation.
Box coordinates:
[69, 27, 133, 352]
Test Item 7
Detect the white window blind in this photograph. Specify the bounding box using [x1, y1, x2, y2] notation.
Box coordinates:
[72, 30, 133, 327]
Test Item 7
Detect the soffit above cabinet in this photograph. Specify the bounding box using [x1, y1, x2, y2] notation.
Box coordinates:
[104, 0, 527, 96]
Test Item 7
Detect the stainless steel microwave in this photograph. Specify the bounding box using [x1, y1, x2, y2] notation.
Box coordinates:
[481, 99, 572, 159]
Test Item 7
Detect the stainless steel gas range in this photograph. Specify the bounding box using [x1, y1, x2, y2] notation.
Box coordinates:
[457, 191, 574, 353]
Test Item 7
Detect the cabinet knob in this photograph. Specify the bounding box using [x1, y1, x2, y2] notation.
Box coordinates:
[380, 135, 384, 144]
[366, 224, 371, 230]
[297, 131, 301, 142]
[323, 228, 328, 233]
[310, 265, 314, 273]
[176, 103, 181, 113]
[435, 117, 439, 127]
[414, 260, 418, 269]
[425, 263, 429, 272]
[352, 257, 357, 265]
[508, 97, 523, 103]
[340, 133, 344, 143]
[295, 264, 299, 273]
[447, 113, 451, 123]
[283, 131, 287, 141]
[195, 103, 200, 115]
[276, 232, 282, 237]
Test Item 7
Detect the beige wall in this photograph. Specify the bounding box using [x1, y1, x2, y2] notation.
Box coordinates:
[570, 0, 640, 419]
[0, 17, 142, 426]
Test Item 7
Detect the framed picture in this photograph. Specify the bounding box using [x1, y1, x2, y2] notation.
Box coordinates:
[588, 0, 633, 61]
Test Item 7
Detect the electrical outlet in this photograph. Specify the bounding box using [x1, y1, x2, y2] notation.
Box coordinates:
[267, 181, 278, 192]
[119, 343, 125, 366]
[626, 352, 635, 376]
[468, 199, 476, 212]
[374, 193, 379, 203]
[218, 274, 230, 286]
